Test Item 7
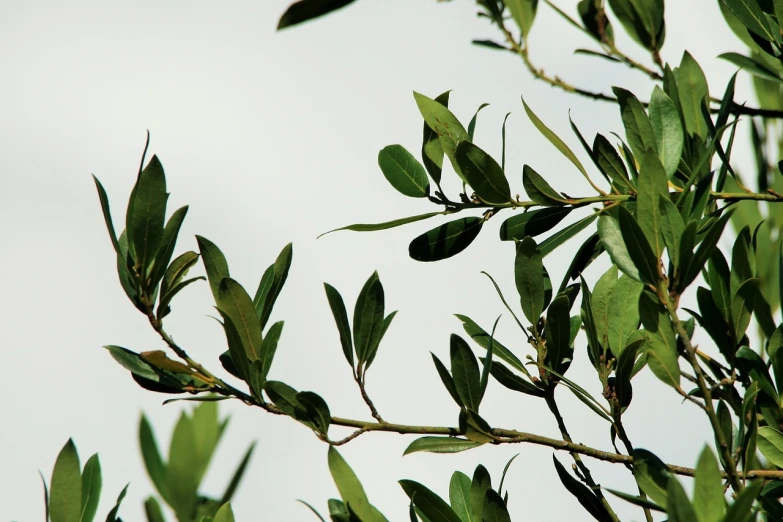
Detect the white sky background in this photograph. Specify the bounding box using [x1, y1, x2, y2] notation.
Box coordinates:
[0, 1, 762, 521]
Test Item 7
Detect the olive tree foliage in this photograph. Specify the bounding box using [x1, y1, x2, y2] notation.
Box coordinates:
[40, 0, 783, 521]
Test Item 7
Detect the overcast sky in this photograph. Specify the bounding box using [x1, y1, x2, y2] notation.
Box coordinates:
[0, 1, 761, 521]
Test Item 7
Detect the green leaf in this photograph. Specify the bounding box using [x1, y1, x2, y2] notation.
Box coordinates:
[328, 447, 378, 521]
[598, 213, 641, 281]
[504, 0, 539, 38]
[592, 135, 632, 191]
[450, 334, 482, 411]
[448, 472, 475, 522]
[723, 480, 763, 522]
[694, 446, 726, 522]
[582, 275, 605, 370]
[488, 359, 545, 397]
[167, 413, 199, 517]
[607, 0, 665, 50]
[80, 454, 101, 522]
[320, 212, 445, 237]
[219, 313, 251, 382]
[277, 0, 356, 29]
[478, 318, 497, 403]
[399, 480, 462, 522]
[522, 165, 565, 205]
[297, 500, 327, 522]
[632, 449, 671, 508]
[353, 272, 385, 365]
[220, 442, 256, 504]
[218, 278, 262, 361]
[617, 206, 660, 285]
[648, 86, 683, 178]
[677, 51, 709, 139]
[422, 91, 451, 185]
[432, 353, 464, 408]
[613, 87, 656, 160]
[324, 283, 354, 368]
[604, 488, 664, 512]
[378, 145, 430, 198]
[730, 278, 759, 342]
[539, 213, 598, 256]
[106, 346, 159, 383]
[636, 151, 669, 257]
[413, 91, 470, 183]
[150, 205, 189, 293]
[158, 251, 201, 313]
[615, 339, 642, 409]
[409, 217, 484, 262]
[639, 294, 680, 389]
[758, 426, 783, 468]
[196, 236, 230, 303]
[144, 497, 165, 522]
[552, 456, 612, 522]
[455, 314, 525, 372]
[139, 415, 172, 505]
[719, 52, 783, 82]
[259, 320, 284, 383]
[403, 437, 483, 456]
[679, 211, 733, 291]
[470, 466, 491, 521]
[545, 295, 570, 372]
[50, 440, 82, 522]
[254, 243, 293, 330]
[720, 0, 778, 42]
[578, 0, 614, 44]
[212, 504, 234, 522]
[522, 98, 592, 185]
[515, 236, 545, 324]
[126, 156, 168, 276]
[104, 484, 128, 522]
[93, 176, 121, 254]
[607, 276, 643, 357]
[666, 477, 696, 522]
[467, 103, 490, 140]
[455, 141, 511, 205]
[659, 195, 685, 270]
[297, 391, 331, 435]
[482, 490, 511, 522]
[499, 207, 572, 241]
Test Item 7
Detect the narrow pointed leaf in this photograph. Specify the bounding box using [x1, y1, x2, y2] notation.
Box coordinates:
[403, 437, 482, 455]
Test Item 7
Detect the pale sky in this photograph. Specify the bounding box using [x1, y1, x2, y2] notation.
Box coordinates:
[0, 1, 760, 521]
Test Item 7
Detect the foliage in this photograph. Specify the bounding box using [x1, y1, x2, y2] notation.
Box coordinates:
[44, 0, 783, 520]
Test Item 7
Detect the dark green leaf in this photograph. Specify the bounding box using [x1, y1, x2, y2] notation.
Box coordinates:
[470, 466, 491, 521]
[488, 359, 545, 397]
[578, 0, 614, 44]
[149, 205, 189, 292]
[522, 165, 565, 205]
[450, 334, 481, 411]
[259, 320, 284, 383]
[297, 391, 331, 435]
[104, 484, 128, 522]
[499, 207, 572, 241]
[615, 339, 642, 409]
[353, 272, 385, 365]
[50, 439, 81, 522]
[455, 141, 511, 205]
[403, 437, 483, 456]
[277, 0, 356, 29]
[515, 236, 545, 324]
[545, 295, 570, 372]
[482, 490, 511, 522]
[455, 314, 525, 372]
[539, 213, 598, 257]
[220, 442, 256, 504]
[613, 87, 656, 160]
[409, 217, 483, 262]
[399, 480, 462, 522]
[592, 135, 632, 191]
[607, 0, 665, 50]
[617, 205, 660, 285]
[378, 145, 430, 198]
[324, 283, 354, 368]
[255, 243, 293, 330]
[144, 497, 165, 522]
[730, 278, 758, 341]
[218, 278, 262, 361]
[93, 176, 120, 254]
[720, 0, 778, 42]
[552, 456, 612, 522]
[604, 488, 664, 512]
[636, 151, 669, 258]
[723, 480, 763, 522]
[467, 103, 490, 140]
[196, 236, 230, 303]
[432, 353, 463, 408]
[659, 195, 685, 270]
[320, 212, 445, 237]
[719, 52, 783, 82]
[126, 156, 168, 277]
